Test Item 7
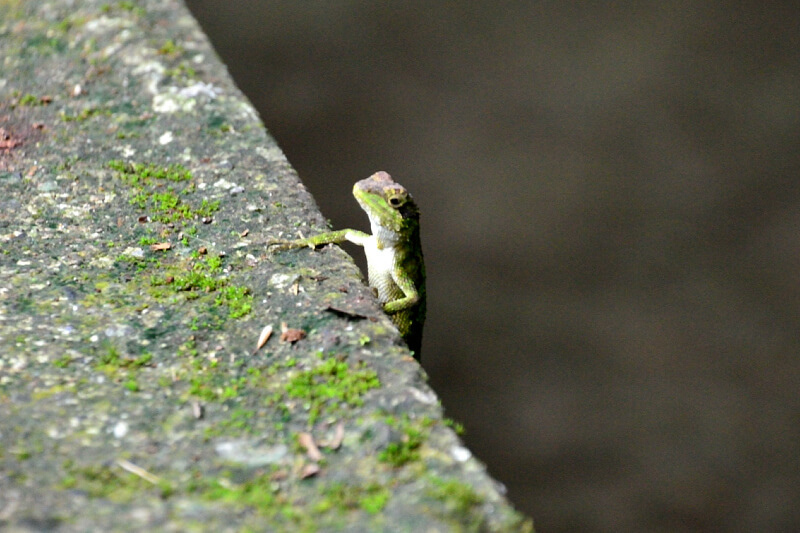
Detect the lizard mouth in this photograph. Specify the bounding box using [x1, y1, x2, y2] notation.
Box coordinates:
[352, 190, 400, 232]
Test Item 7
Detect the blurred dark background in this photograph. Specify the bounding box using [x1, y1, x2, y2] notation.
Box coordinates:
[186, 2, 800, 531]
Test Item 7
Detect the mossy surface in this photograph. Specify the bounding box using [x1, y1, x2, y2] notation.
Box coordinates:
[0, 0, 531, 531]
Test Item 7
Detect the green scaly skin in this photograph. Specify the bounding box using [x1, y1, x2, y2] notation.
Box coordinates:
[270, 171, 426, 359]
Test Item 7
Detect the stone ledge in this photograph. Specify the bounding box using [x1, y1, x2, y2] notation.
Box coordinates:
[0, 0, 531, 530]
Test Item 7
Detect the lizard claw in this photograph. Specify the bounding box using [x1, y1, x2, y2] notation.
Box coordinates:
[267, 239, 310, 252]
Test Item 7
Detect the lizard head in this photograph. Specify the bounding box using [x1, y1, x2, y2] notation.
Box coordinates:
[353, 171, 419, 235]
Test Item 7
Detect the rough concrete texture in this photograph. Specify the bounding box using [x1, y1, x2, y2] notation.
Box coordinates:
[0, 0, 531, 531]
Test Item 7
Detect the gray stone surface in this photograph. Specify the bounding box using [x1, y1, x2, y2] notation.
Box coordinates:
[0, 0, 531, 531]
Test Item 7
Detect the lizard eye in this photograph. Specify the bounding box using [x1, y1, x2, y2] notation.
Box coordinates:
[387, 195, 405, 208]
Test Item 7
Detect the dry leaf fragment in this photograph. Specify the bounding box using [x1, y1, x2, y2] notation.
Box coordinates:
[270, 469, 289, 481]
[281, 329, 306, 343]
[116, 459, 161, 484]
[0, 140, 21, 149]
[299, 463, 320, 479]
[298, 432, 323, 462]
[319, 422, 345, 450]
[0, 128, 24, 150]
[150, 242, 172, 251]
[280, 322, 306, 343]
[239, 229, 249, 237]
[328, 423, 345, 450]
[253, 324, 273, 354]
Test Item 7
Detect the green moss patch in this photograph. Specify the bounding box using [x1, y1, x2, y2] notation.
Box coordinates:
[60, 461, 173, 502]
[284, 354, 381, 426]
[144, 254, 253, 321]
[316, 482, 390, 515]
[91, 342, 153, 393]
[108, 160, 219, 224]
[426, 475, 484, 515]
[378, 415, 434, 467]
[60, 107, 111, 122]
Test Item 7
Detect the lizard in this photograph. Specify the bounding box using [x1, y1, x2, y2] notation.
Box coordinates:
[269, 171, 426, 359]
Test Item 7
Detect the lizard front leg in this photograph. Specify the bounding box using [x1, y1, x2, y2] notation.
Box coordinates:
[268, 229, 370, 250]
